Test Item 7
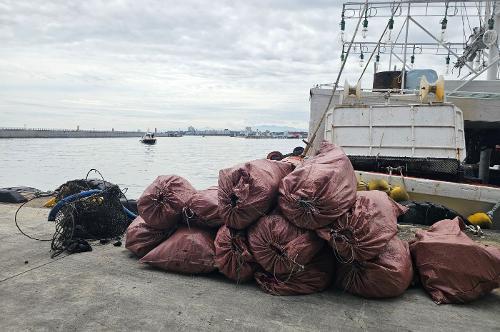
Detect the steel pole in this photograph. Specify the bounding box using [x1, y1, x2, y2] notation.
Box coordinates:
[487, 1, 499, 80]
[401, 3, 411, 93]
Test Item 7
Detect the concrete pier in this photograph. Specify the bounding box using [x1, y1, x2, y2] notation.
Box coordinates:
[1, 201, 499, 331]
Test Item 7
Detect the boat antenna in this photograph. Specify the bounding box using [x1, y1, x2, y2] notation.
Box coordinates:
[303, 3, 368, 156]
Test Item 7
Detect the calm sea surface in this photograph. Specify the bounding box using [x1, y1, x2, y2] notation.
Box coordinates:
[0, 136, 302, 198]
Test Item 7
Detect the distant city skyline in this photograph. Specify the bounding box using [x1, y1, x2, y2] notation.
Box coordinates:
[2, 123, 307, 133]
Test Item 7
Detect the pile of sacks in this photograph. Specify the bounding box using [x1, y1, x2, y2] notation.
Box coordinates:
[125, 142, 500, 303]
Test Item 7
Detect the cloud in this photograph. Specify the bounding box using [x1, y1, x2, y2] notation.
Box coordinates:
[0, 0, 484, 130]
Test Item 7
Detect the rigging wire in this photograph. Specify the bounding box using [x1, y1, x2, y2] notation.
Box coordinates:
[464, 2, 473, 32]
[461, 5, 467, 44]
[303, 2, 368, 156]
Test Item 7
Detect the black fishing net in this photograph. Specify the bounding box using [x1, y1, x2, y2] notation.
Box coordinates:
[397, 200, 466, 226]
[55, 178, 114, 201]
[51, 184, 132, 257]
[15, 169, 134, 258]
[348, 155, 461, 181]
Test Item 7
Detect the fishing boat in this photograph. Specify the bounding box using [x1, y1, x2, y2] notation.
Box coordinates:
[307, 0, 500, 228]
[140, 132, 157, 145]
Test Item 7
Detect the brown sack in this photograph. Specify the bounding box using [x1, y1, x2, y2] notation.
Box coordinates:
[316, 191, 405, 262]
[278, 142, 357, 230]
[183, 186, 223, 229]
[214, 225, 256, 282]
[218, 159, 293, 230]
[248, 213, 324, 275]
[137, 175, 196, 230]
[335, 236, 413, 298]
[125, 216, 173, 258]
[254, 249, 335, 296]
[410, 218, 500, 304]
[140, 226, 216, 274]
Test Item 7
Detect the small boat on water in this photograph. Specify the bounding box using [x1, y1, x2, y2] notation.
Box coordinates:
[140, 132, 157, 145]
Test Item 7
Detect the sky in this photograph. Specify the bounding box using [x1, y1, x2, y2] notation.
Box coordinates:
[0, 1, 489, 131]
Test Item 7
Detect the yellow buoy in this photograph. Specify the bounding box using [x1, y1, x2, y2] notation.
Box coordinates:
[367, 179, 390, 193]
[357, 180, 368, 191]
[389, 186, 410, 202]
[467, 212, 493, 229]
[43, 197, 57, 208]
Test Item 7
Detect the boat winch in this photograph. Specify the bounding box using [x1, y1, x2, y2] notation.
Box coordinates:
[419, 75, 445, 103]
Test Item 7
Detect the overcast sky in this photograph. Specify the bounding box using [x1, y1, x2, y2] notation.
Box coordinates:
[0, 1, 487, 131]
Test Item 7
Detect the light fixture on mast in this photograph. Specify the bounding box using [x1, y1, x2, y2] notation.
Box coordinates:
[340, 10, 346, 44]
[440, 3, 449, 42]
[410, 46, 416, 69]
[362, 10, 369, 38]
[386, 16, 394, 43]
[445, 52, 451, 75]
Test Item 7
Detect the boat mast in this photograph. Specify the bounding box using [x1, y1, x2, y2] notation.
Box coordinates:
[400, 2, 411, 93]
[487, 1, 499, 80]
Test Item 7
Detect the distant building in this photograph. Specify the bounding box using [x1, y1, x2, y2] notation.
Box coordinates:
[242, 127, 252, 137]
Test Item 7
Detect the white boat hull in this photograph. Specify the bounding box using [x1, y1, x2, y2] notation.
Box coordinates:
[356, 170, 500, 228]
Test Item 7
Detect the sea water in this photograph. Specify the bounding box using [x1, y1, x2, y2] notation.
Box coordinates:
[0, 136, 302, 198]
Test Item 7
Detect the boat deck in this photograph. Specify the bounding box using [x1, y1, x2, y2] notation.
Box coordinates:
[1, 201, 499, 331]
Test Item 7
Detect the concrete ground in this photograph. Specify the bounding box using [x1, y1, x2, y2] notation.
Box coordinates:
[1, 202, 499, 332]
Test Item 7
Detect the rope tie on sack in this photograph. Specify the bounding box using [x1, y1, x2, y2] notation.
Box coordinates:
[152, 187, 168, 207]
[228, 229, 249, 285]
[329, 214, 356, 264]
[268, 241, 305, 280]
[230, 193, 239, 207]
[235, 251, 245, 285]
[260, 251, 303, 293]
[219, 190, 267, 216]
[182, 206, 195, 229]
[296, 197, 319, 214]
[296, 197, 320, 227]
[220, 187, 268, 219]
[281, 252, 304, 283]
[343, 260, 362, 292]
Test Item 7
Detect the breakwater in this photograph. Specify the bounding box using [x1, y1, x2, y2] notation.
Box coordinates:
[0, 127, 308, 139]
[0, 128, 182, 138]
